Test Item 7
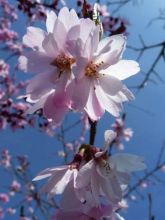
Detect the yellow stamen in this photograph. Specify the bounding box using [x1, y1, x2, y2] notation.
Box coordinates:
[51, 54, 75, 74]
[85, 61, 104, 79]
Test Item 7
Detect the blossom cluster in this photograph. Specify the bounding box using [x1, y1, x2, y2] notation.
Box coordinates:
[0, 148, 60, 220]
[18, 4, 144, 220]
[19, 6, 140, 125]
[34, 130, 146, 219]
[0, 0, 23, 54]
[111, 115, 133, 150]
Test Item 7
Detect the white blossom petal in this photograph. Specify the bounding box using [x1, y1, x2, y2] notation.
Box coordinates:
[110, 153, 146, 173]
[46, 10, 57, 33]
[85, 86, 105, 121]
[75, 160, 94, 189]
[95, 34, 126, 68]
[18, 51, 54, 74]
[70, 78, 91, 111]
[50, 169, 74, 195]
[103, 60, 140, 80]
[26, 90, 54, 114]
[58, 7, 79, 30]
[42, 33, 59, 57]
[26, 72, 56, 100]
[23, 26, 46, 51]
[33, 166, 68, 181]
[95, 85, 122, 117]
[99, 74, 123, 96]
[100, 174, 122, 204]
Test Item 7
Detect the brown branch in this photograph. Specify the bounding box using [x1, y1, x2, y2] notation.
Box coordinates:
[148, 193, 155, 220]
[124, 161, 165, 198]
[128, 39, 165, 90]
[89, 118, 97, 145]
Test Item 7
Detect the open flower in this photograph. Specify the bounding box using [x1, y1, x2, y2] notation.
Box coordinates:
[18, 7, 81, 102]
[18, 7, 100, 123]
[75, 130, 146, 206]
[68, 33, 140, 121]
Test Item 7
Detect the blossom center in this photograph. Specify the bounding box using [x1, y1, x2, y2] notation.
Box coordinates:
[51, 54, 75, 73]
[85, 61, 104, 79]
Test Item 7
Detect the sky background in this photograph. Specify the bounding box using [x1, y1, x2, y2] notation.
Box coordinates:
[1, 0, 165, 219]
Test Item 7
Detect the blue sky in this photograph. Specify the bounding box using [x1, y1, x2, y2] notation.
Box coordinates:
[1, 0, 165, 219]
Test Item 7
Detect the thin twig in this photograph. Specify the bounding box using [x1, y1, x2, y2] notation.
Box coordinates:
[89, 118, 97, 145]
[124, 161, 165, 198]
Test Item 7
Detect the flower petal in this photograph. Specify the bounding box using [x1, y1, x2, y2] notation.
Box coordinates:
[72, 56, 88, 79]
[75, 160, 94, 189]
[99, 74, 122, 96]
[46, 10, 57, 33]
[95, 37, 112, 55]
[60, 181, 95, 213]
[91, 166, 100, 206]
[120, 85, 135, 101]
[50, 169, 74, 195]
[53, 19, 67, 51]
[100, 174, 122, 204]
[103, 60, 140, 80]
[85, 86, 105, 121]
[69, 78, 91, 111]
[26, 71, 56, 100]
[26, 90, 54, 114]
[33, 165, 68, 181]
[116, 171, 130, 185]
[43, 90, 70, 124]
[18, 51, 54, 74]
[42, 33, 59, 57]
[110, 153, 147, 173]
[79, 18, 96, 44]
[95, 85, 122, 117]
[23, 26, 46, 51]
[58, 7, 79, 30]
[95, 34, 126, 69]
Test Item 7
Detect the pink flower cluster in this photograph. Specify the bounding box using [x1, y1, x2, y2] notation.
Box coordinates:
[0, 149, 11, 168]
[19, 6, 140, 125]
[34, 130, 146, 219]
[0, 60, 54, 132]
[0, 0, 22, 54]
[0, 71, 34, 131]
[112, 116, 133, 150]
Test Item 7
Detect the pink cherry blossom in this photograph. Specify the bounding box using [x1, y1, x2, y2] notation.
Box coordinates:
[112, 117, 133, 150]
[0, 193, 9, 203]
[6, 208, 16, 215]
[0, 60, 9, 77]
[75, 130, 146, 206]
[0, 149, 11, 168]
[18, 7, 81, 101]
[67, 33, 140, 121]
[18, 7, 98, 123]
[10, 180, 21, 193]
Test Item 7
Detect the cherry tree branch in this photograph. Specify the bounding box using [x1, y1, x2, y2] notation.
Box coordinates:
[128, 37, 165, 90]
[89, 119, 97, 145]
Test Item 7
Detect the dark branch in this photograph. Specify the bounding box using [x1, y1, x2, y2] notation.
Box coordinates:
[89, 119, 97, 145]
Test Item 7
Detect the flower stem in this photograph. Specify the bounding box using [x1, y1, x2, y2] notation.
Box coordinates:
[88, 118, 97, 145]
